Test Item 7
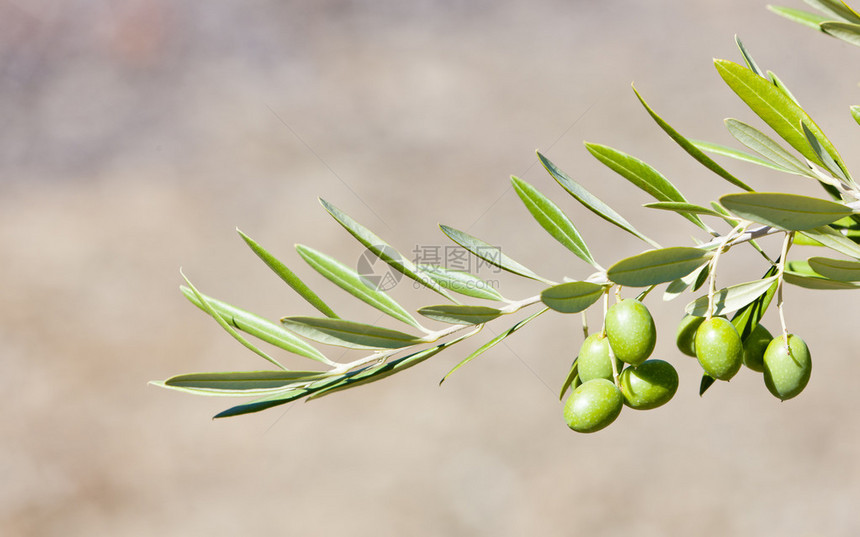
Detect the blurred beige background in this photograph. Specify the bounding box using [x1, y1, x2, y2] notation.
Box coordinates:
[3, 0, 860, 535]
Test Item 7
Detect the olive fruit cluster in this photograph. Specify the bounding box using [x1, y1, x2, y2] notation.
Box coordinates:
[564, 300, 679, 433]
[675, 315, 812, 400]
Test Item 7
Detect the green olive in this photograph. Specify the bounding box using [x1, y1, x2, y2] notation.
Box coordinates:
[742, 323, 773, 373]
[619, 359, 679, 410]
[694, 317, 743, 381]
[577, 333, 621, 383]
[605, 299, 656, 366]
[563, 379, 623, 433]
[763, 334, 811, 401]
[676, 315, 705, 357]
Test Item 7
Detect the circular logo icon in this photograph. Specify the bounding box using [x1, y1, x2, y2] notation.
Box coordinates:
[356, 245, 403, 292]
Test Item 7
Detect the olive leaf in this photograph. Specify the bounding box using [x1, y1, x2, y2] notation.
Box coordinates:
[685, 276, 779, 317]
[319, 199, 455, 302]
[439, 308, 548, 384]
[730, 265, 778, 341]
[851, 105, 860, 126]
[511, 176, 599, 269]
[720, 192, 853, 231]
[822, 20, 860, 45]
[181, 286, 330, 365]
[800, 225, 860, 259]
[439, 225, 551, 283]
[296, 244, 422, 329]
[585, 142, 708, 231]
[538, 151, 660, 248]
[161, 370, 328, 396]
[735, 35, 765, 77]
[559, 359, 579, 400]
[800, 121, 851, 183]
[715, 59, 847, 172]
[691, 139, 788, 173]
[607, 247, 712, 288]
[238, 229, 338, 319]
[643, 202, 726, 218]
[417, 264, 506, 302]
[807, 256, 860, 281]
[417, 305, 503, 325]
[632, 85, 752, 192]
[540, 281, 606, 314]
[767, 71, 801, 105]
[767, 5, 832, 29]
[281, 316, 423, 350]
[806, 0, 860, 23]
[724, 119, 813, 176]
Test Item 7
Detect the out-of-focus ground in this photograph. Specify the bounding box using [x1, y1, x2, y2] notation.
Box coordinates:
[3, 1, 860, 535]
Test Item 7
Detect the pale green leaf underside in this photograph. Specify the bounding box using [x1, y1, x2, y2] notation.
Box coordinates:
[685, 276, 779, 316]
[807, 256, 860, 281]
[768, 5, 832, 29]
[691, 139, 788, 173]
[800, 121, 851, 183]
[439, 224, 549, 283]
[822, 20, 860, 45]
[607, 247, 712, 287]
[800, 225, 860, 259]
[735, 35, 765, 77]
[784, 271, 860, 289]
[720, 192, 853, 231]
[805, 0, 860, 23]
[238, 229, 338, 318]
[643, 202, 726, 218]
[440, 307, 548, 384]
[538, 151, 659, 248]
[295, 244, 421, 329]
[585, 142, 708, 230]
[725, 119, 812, 176]
[540, 281, 606, 314]
[163, 370, 327, 394]
[511, 176, 598, 268]
[281, 316, 422, 349]
[715, 59, 846, 173]
[181, 287, 329, 365]
[417, 305, 503, 325]
[632, 86, 752, 192]
[417, 264, 505, 302]
[319, 199, 455, 302]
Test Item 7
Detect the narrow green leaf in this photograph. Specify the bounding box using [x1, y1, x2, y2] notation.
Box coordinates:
[643, 202, 726, 218]
[691, 139, 789, 173]
[735, 35, 765, 77]
[800, 121, 851, 183]
[559, 359, 578, 401]
[439, 225, 550, 283]
[721, 192, 853, 231]
[281, 316, 422, 350]
[585, 142, 708, 230]
[540, 281, 606, 313]
[725, 119, 812, 176]
[238, 230, 338, 318]
[417, 264, 505, 302]
[822, 20, 860, 45]
[418, 305, 502, 325]
[538, 151, 660, 248]
[607, 247, 712, 288]
[440, 307, 549, 383]
[163, 370, 327, 394]
[767, 71, 801, 106]
[632, 86, 753, 192]
[715, 59, 846, 172]
[784, 270, 860, 289]
[319, 199, 455, 302]
[700, 374, 716, 396]
[685, 276, 779, 317]
[807, 256, 860, 281]
[311, 330, 476, 400]
[804, 0, 860, 23]
[181, 287, 330, 365]
[295, 244, 421, 329]
[181, 272, 286, 370]
[510, 176, 598, 268]
[851, 105, 860, 126]
[663, 263, 709, 301]
[767, 5, 831, 29]
[213, 387, 310, 418]
[730, 265, 779, 341]
[800, 225, 860, 258]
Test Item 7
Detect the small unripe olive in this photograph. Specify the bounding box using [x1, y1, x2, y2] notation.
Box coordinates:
[695, 317, 743, 381]
[742, 323, 773, 373]
[563, 379, 623, 433]
[619, 359, 679, 410]
[763, 334, 811, 401]
[577, 333, 622, 383]
[605, 299, 656, 366]
[676, 315, 705, 357]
